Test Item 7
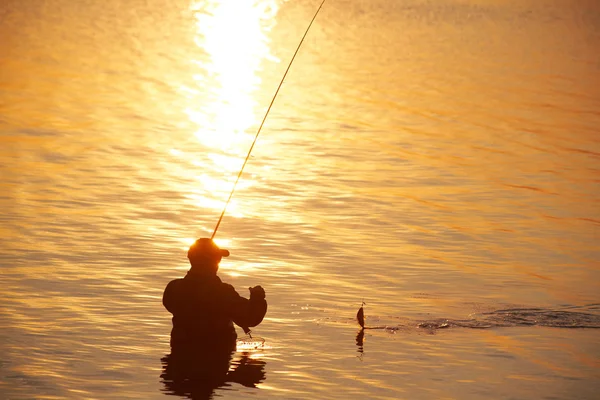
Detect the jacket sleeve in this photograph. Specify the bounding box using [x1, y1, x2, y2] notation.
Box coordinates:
[223, 284, 267, 329]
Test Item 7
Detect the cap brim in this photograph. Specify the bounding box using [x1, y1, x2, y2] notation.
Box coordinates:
[221, 249, 230, 257]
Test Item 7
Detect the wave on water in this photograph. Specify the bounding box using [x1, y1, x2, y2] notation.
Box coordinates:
[355, 305, 600, 333]
[416, 308, 600, 332]
[468, 306, 600, 329]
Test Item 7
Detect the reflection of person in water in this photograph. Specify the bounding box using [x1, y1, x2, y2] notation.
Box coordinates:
[160, 351, 267, 399]
[163, 238, 267, 350]
[160, 238, 268, 398]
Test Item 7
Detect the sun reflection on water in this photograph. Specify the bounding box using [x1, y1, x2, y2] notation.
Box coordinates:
[181, 0, 280, 227]
[187, 0, 279, 150]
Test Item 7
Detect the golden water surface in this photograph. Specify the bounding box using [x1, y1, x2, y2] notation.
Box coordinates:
[1, 0, 599, 399]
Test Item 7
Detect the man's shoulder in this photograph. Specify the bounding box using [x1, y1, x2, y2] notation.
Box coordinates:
[164, 278, 181, 294]
[219, 280, 236, 292]
[166, 277, 185, 287]
[165, 274, 239, 295]
[216, 278, 240, 297]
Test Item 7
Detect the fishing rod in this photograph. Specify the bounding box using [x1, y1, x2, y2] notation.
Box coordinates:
[211, 0, 327, 240]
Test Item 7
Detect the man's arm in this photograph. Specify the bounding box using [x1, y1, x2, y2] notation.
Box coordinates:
[225, 285, 267, 330]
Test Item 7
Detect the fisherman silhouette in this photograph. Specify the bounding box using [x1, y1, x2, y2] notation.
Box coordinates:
[163, 238, 267, 351]
[160, 238, 268, 398]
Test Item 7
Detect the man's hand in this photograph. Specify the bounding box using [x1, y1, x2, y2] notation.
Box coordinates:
[249, 285, 266, 300]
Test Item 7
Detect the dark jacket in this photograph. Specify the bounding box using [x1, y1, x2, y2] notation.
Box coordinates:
[163, 271, 267, 350]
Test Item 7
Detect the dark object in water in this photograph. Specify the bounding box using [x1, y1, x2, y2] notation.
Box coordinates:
[161, 347, 266, 398]
[356, 329, 364, 348]
[355, 328, 365, 359]
[356, 303, 365, 329]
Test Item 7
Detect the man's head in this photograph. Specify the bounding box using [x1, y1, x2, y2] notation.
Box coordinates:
[187, 238, 230, 274]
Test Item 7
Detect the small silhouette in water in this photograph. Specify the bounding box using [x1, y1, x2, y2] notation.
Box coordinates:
[355, 302, 367, 359]
[356, 301, 365, 329]
[354, 303, 399, 331]
[163, 238, 268, 351]
[355, 328, 365, 359]
[160, 348, 266, 399]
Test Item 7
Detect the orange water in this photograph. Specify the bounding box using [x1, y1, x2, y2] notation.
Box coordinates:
[1, 0, 599, 399]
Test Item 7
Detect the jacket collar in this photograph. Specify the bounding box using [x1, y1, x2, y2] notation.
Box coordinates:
[185, 270, 222, 283]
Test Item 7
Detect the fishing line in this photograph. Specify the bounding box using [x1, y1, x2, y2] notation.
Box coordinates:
[211, 0, 327, 239]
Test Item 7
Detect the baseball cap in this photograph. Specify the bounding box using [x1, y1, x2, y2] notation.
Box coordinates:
[187, 238, 230, 260]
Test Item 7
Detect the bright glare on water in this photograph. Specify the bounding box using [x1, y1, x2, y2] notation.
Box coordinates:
[1, 0, 599, 399]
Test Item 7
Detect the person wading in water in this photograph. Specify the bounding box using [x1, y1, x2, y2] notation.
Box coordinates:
[163, 238, 267, 352]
